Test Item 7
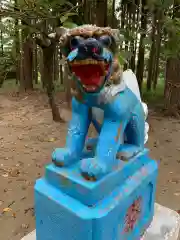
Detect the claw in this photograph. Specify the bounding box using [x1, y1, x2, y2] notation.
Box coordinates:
[52, 159, 64, 167]
[51, 148, 79, 167]
[80, 158, 108, 180]
[81, 172, 97, 181]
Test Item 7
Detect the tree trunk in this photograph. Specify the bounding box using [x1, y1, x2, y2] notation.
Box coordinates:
[129, 1, 136, 72]
[123, 4, 129, 70]
[164, 58, 180, 116]
[42, 43, 62, 122]
[152, 33, 162, 90]
[146, 13, 156, 91]
[111, 0, 116, 28]
[59, 53, 64, 85]
[120, 1, 126, 51]
[39, 49, 45, 88]
[14, 0, 20, 84]
[19, 20, 24, 90]
[53, 46, 59, 82]
[152, 8, 163, 91]
[33, 40, 38, 84]
[0, 21, 3, 56]
[95, 0, 108, 26]
[133, 0, 140, 72]
[82, 0, 91, 23]
[164, 0, 180, 116]
[136, 0, 148, 92]
[22, 38, 33, 91]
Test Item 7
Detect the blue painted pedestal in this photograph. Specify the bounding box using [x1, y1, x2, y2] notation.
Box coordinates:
[34, 148, 158, 240]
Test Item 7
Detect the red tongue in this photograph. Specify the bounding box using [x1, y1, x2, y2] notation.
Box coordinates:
[71, 65, 103, 86]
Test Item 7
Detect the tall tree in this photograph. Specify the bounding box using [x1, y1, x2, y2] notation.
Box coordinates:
[95, 0, 108, 26]
[0, 17, 3, 56]
[147, 2, 164, 91]
[37, 36, 62, 122]
[136, 0, 148, 92]
[111, 0, 116, 27]
[146, 10, 157, 91]
[164, 0, 180, 116]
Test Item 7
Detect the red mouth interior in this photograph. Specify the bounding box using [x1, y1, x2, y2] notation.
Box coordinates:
[71, 64, 109, 91]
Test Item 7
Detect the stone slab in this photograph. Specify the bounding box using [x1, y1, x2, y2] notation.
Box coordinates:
[21, 203, 180, 240]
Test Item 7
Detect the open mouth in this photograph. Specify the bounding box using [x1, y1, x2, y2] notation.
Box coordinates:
[69, 59, 110, 92]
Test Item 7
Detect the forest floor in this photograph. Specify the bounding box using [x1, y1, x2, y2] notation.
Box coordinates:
[0, 91, 179, 240]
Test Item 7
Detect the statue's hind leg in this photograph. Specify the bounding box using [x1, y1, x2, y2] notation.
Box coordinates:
[118, 103, 145, 160]
[125, 103, 145, 148]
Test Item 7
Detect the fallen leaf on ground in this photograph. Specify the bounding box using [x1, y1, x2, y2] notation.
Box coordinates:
[174, 192, 180, 196]
[2, 207, 12, 213]
[2, 173, 8, 178]
[48, 138, 55, 142]
[10, 168, 20, 177]
[24, 207, 34, 216]
[21, 223, 29, 229]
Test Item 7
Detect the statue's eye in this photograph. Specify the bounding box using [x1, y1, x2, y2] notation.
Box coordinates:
[70, 36, 84, 49]
[99, 35, 112, 47]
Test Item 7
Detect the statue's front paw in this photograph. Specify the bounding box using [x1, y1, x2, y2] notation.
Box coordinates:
[80, 158, 108, 180]
[52, 148, 78, 167]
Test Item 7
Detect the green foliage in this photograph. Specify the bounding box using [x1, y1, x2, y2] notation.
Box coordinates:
[60, 13, 77, 24]
[63, 21, 78, 29]
[1, 0, 78, 34]
[0, 54, 15, 75]
[0, 0, 180, 98]
[0, 0, 78, 86]
[142, 78, 164, 105]
[143, 37, 152, 47]
[147, 0, 173, 10]
[118, 51, 133, 64]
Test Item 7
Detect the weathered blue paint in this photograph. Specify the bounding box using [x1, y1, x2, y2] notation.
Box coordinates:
[52, 87, 145, 179]
[52, 27, 146, 179]
[35, 150, 158, 240]
[34, 25, 159, 240]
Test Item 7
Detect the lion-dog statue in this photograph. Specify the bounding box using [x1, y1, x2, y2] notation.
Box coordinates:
[52, 25, 149, 180]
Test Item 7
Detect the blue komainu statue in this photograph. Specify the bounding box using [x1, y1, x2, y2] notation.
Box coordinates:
[35, 25, 158, 240]
[52, 25, 149, 180]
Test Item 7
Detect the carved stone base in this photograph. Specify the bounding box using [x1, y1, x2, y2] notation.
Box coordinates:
[21, 203, 180, 240]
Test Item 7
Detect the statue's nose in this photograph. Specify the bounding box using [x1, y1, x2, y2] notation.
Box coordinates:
[78, 38, 103, 56]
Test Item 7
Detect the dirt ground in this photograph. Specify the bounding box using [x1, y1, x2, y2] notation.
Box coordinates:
[0, 92, 179, 240]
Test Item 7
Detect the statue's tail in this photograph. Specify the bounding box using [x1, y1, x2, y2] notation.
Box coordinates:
[142, 102, 149, 144]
